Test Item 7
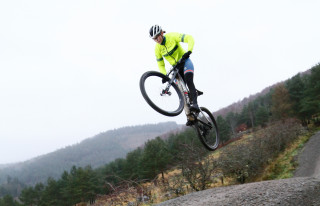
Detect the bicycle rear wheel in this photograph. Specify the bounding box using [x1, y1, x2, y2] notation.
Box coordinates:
[194, 107, 220, 151]
[139, 71, 184, 117]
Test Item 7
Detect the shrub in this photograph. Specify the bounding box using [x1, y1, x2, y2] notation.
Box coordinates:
[217, 118, 305, 183]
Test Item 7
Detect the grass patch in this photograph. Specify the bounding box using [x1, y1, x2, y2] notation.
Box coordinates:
[259, 127, 319, 180]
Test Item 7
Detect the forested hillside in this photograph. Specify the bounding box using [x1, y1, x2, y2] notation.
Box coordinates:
[0, 122, 181, 190]
[214, 65, 319, 144]
[213, 69, 312, 119]
[0, 63, 319, 205]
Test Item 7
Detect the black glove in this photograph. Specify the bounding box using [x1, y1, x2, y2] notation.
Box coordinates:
[177, 62, 184, 73]
[181, 51, 192, 62]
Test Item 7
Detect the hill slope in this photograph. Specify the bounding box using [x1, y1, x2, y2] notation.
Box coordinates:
[0, 121, 181, 185]
[156, 131, 320, 206]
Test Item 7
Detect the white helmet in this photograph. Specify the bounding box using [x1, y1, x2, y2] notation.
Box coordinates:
[149, 25, 162, 38]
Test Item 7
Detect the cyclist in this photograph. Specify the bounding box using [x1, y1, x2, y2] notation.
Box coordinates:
[149, 25, 201, 117]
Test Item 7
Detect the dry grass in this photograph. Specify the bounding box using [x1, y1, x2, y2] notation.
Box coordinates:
[258, 128, 317, 181]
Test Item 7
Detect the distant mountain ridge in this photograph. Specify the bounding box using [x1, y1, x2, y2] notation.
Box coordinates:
[0, 122, 181, 185]
[213, 69, 311, 118]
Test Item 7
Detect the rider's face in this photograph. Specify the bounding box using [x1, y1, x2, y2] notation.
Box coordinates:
[153, 33, 163, 44]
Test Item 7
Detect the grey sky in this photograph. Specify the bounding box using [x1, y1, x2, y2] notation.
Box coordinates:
[0, 0, 319, 164]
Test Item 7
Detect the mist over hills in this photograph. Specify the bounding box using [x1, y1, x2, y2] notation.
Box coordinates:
[0, 122, 181, 185]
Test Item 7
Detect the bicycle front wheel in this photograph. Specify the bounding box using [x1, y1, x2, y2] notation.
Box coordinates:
[195, 107, 220, 151]
[140, 71, 184, 117]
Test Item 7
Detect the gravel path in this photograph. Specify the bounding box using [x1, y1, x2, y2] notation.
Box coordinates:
[156, 131, 320, 206]
[294, 131, 320, 179]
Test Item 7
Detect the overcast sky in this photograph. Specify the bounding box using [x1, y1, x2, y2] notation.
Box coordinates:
[0, 0, 319, 164]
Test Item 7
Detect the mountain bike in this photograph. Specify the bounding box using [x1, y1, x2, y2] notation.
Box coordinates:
[139, 59, 219, 151]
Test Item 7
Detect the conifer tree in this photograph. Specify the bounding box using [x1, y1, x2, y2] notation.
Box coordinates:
[123, 148, 143, 180]
[216, 116, 231, 143]
[300, 64, 320, 119]
[20, 186, 37, 206]
[286, 73, 307, 121]
[255, 106, 269, 127]
[0, 195, 18, 206]
[140, 137, 172, 180]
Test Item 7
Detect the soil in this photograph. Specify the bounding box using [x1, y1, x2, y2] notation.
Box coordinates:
[156, 131, 320, 206]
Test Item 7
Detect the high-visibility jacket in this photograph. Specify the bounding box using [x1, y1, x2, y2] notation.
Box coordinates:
[154, 32, 194, 75]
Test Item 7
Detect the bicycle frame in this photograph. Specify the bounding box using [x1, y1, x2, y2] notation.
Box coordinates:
[165, 61, 212, 124]
[140, 60, 220, 150]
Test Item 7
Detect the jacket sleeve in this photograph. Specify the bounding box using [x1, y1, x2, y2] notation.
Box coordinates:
[155, 46, 166, 75]
[182, 34, 195, 52]
[171, 32, 195, 52]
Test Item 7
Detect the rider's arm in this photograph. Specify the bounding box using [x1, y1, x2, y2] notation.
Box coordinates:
[155, 46, 166, 75]
[171, 32, 195, 52]
[182, 34, 195, 52]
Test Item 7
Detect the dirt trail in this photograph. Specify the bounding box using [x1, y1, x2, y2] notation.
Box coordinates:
[156, 131, 320, 206]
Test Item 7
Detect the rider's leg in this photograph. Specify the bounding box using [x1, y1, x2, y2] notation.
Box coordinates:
[183, 59, 200, 112]
[185, 73, 199, 110]
[178, 65, 185, 82]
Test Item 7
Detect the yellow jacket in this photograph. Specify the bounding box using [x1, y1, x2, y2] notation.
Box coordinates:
[155, 32, 194, 75]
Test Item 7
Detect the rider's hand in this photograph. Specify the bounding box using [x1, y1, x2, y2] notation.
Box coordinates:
[181, 51, 192, 61]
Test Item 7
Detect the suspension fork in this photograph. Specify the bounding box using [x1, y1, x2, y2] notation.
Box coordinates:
[162, 69, 178, 95]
